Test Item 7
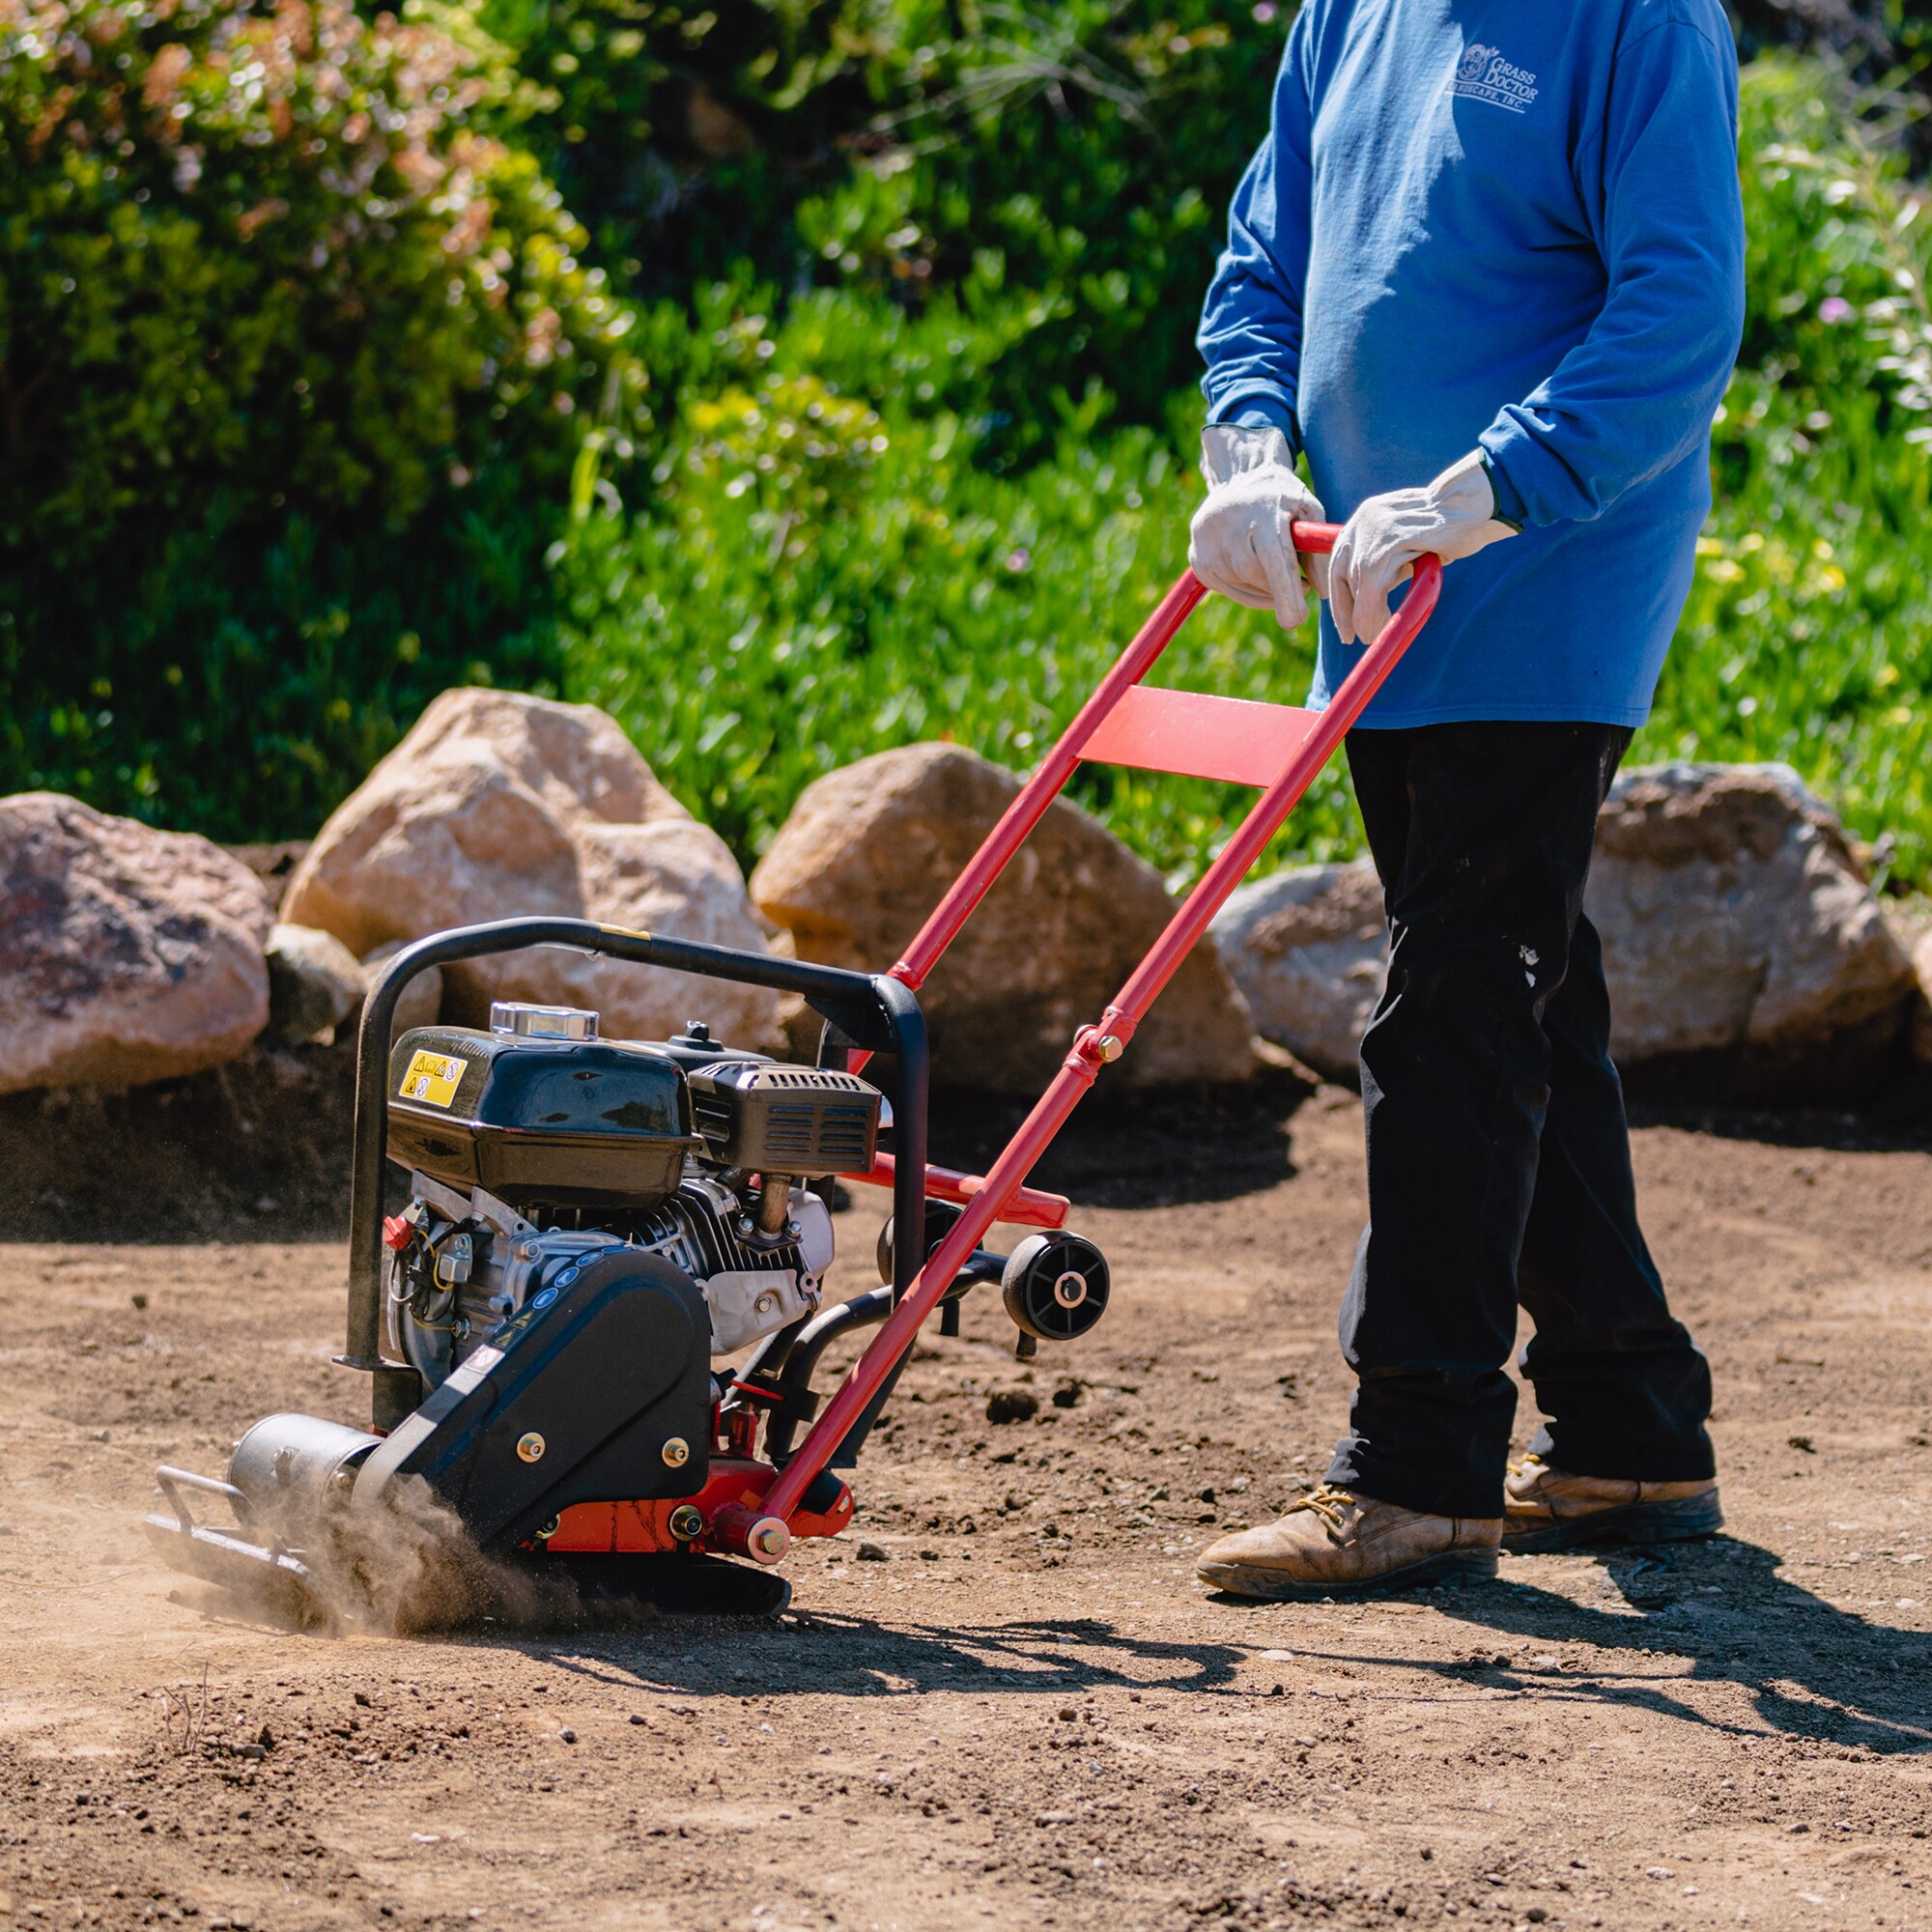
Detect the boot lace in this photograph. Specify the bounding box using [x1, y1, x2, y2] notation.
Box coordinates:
[1285, 1485, 1356, 1531]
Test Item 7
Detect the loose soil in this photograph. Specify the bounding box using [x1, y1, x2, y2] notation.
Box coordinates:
[3, 1082, 1931, 1931]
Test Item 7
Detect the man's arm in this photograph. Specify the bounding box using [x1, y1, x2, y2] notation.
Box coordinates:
[1197, 17, 1317, 454]
[1478, 14, 1746, 527]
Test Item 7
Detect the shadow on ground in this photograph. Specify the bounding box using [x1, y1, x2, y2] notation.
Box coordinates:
[325, 1534, 1932, 1762]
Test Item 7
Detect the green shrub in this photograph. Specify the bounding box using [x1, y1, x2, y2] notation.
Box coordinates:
[560, 55, 1932, 894]
[1640, 56, 1932, 882]
[0, 0, 645, 835]
[557, 283, 1360, 886]
[477, 0, 1286, 455]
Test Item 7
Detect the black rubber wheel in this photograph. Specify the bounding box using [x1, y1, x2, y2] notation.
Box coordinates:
[1001, 1231, 1110, 1342]
[876, 1198, 966, 1288]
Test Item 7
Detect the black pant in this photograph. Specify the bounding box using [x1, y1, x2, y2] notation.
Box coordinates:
[1323, 721, 1715, 1520]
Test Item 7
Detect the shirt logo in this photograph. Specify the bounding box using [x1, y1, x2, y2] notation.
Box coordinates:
[1452, 43, 1540, 113]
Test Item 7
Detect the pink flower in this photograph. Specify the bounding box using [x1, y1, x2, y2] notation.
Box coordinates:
[1818, 297, 1855, 325]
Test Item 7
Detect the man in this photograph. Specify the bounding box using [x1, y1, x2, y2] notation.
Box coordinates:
[1188, 0, 1746, 1599]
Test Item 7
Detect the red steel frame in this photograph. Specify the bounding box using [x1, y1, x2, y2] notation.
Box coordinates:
[716, 531, 1444, 1557]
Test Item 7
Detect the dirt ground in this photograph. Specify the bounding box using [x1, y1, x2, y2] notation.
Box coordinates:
[3, 1081, 1931, 1932]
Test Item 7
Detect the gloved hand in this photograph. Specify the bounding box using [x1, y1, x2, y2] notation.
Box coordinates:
[1329, 450, 1520, 646]
[1188, 424, 1327, 630]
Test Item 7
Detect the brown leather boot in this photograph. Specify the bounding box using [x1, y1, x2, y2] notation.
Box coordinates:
[1195, 1486, 1501, 1601]
[1502, 1454, 1721, 1553]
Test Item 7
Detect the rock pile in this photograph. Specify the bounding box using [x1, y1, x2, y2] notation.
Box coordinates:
[3, 723, 1925, 1112]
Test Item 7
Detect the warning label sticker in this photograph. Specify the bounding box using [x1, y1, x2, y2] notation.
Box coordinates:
[398, 1049, 466, 1109]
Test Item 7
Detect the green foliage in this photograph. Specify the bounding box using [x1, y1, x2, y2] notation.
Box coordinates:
[7, 0, 1931, 894]
[0, 0, 645, 833]
[556, 283, 1353, 888]
[559, 54, 1932, 893]
[475, 0, 1285, 452]
[1639, 56, 1932, 883]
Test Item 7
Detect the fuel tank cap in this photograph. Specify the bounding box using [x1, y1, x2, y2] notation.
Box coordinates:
[489, 1002, 600, 1040]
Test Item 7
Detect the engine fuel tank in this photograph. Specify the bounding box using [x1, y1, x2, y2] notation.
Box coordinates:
[387, 1023, 700, 1210]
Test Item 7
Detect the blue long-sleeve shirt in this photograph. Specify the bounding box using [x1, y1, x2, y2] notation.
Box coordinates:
[1199, 0, 1746, 726]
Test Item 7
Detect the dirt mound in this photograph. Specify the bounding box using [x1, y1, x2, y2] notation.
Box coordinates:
[0, 1041, 358, 1240]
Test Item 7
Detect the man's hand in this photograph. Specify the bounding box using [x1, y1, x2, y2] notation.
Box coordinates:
[1188, 425, 1326, 630]
[1329, 451, 1520, 646]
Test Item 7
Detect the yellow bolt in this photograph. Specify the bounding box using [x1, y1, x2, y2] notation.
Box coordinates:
[661, 1436, 691, 1468]
[516, 1432, 546, 1463]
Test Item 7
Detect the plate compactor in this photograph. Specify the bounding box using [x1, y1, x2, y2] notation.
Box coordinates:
[145, 535, 1442, 1622]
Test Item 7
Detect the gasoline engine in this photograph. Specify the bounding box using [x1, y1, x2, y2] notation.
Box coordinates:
[382, 1005, 870, 1392]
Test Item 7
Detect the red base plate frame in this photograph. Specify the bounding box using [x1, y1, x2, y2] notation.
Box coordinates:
[541, 1459, 854, 1555]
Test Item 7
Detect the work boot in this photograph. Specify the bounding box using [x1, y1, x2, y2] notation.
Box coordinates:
[1502, 1454, 1721, 1553]
[1195, 1486, 1501, 1601]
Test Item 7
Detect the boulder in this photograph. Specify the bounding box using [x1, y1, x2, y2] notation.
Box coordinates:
[1209, 861, 1385, 1083]
[265, 923, 366, 1045]
[1901, 927, 1932, 1066]
[1587, 763, 1915, 1091]
[0, 793, 271, 1094]
[361, 943, 445, 1039]
[224, 840, 311, 914]
[282, 690, 782, 1051]
[749, 743, 1257, 1093]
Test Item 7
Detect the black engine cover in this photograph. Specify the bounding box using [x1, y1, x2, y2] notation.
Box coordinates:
[352, 1251, 711, 1551]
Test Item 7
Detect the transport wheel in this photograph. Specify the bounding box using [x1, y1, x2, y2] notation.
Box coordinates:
[1001, 1231, 1110, 1343]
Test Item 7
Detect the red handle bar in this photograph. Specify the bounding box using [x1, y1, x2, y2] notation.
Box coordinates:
[736, 546, 1445, 1547]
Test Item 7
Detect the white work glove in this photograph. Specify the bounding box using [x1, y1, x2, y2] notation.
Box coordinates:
[1329, 450, 1520, 646]
[1188, 424, 1327, 630]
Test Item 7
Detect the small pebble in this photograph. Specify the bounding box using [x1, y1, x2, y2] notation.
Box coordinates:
[857, 1540, 890, 1562]
[559, 1728, 577, 1744]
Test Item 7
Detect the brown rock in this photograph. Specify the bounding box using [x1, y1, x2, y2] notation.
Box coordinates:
[749, 743, 1256, 1092]
[1909, 929, 1932, 1066]
[265, 923, 365, 1045]
[1209, 764, 1918, 1102]
[1210, 861, 1384, 1084]
[0, 793, 271, 1094]
[282, 690, 782, 1050]
[1586, 763, 1915, 1090]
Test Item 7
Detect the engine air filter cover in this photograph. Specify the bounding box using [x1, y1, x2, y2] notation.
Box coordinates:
[387, 1025, 700, 1209]
[685, 1062, 883, 1176]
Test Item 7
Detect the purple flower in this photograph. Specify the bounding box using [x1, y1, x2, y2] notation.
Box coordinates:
[1818, 297, 1855, 326]
[1253, 1, 1278, 20]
